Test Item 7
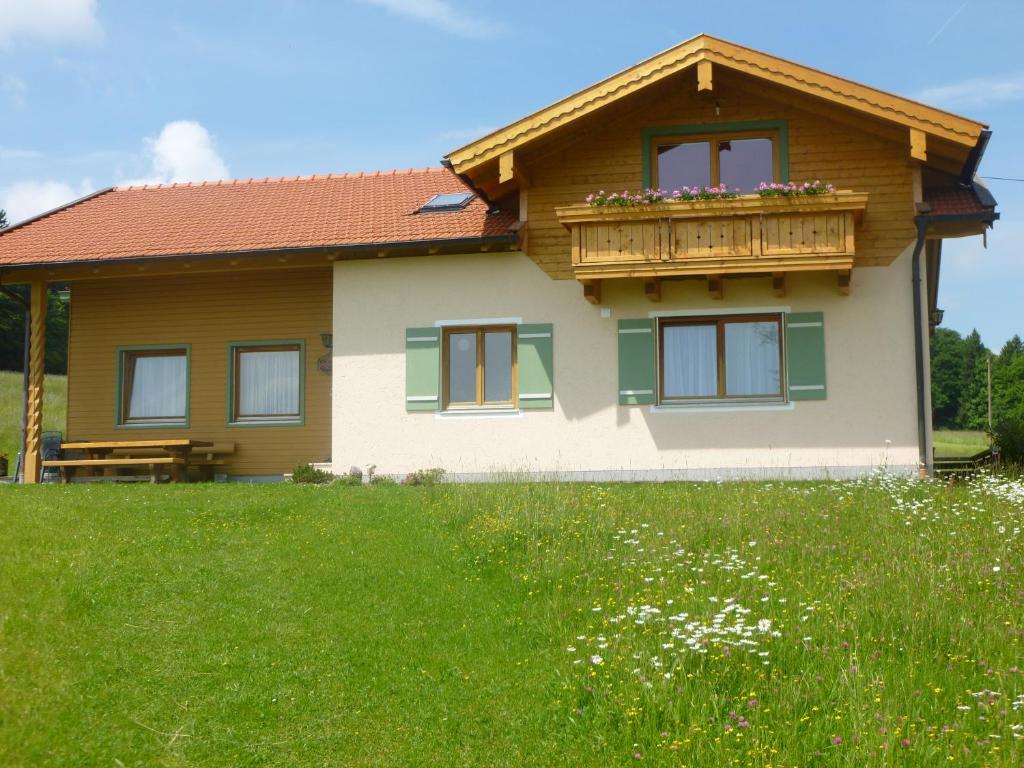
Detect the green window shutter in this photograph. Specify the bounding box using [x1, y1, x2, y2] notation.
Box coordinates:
[517, 323, 553, 409]
[618, 318, 656, 405]
[786, 312, 827, 401]
[406, 327, 440, 411]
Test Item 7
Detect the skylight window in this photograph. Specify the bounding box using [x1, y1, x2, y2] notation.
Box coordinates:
[418, 191, 474, 213]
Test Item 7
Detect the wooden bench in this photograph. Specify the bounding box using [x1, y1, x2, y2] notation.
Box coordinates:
[46, 439, 214, 484]
[43, 457, 186, 484]
[110, 442, 236, 481]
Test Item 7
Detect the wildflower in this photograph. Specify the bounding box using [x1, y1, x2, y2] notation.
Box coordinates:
[832, 736, 843, 745]
[590, 655, 603, 665]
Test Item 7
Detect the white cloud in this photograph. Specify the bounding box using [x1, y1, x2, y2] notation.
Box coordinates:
[0, 179, 93, 225]
[914, 74, 1024, 111]
[120, 120, 230, 187]
[0, 0, 103, 47]
[361, 0, 498, 38]
[0, 121, 229, 225]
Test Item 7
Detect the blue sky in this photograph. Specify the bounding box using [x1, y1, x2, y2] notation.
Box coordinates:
[1, 0, 1021, 349]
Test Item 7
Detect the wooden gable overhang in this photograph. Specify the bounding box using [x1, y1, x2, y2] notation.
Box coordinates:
[445, 34, 990, 203]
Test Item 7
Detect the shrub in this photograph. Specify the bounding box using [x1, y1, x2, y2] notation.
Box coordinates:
[401, 468, 446, 487]
[992, 405, 1024, 464]
[291, 464, 335, 485]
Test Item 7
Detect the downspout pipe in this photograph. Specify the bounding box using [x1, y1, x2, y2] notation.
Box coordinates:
[0, 284, 30, 483]
[910, 220, 929, 476]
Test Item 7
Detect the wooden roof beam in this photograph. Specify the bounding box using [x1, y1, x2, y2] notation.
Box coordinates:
[498, 150, 531, 188]
[697, 60, 712, 92]
[910, 128, 927, 162]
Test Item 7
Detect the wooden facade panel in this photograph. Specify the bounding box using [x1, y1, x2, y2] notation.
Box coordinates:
[66, 268, 332, 476]
[519, 68, 915, 279]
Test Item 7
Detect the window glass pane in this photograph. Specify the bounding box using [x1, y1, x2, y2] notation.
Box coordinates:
[239, 348, 300, 417]
[483, 331, 512, 402]
[662, 324, 717, 398]
[447, 332, 477, 403]
[127, 353, 186, 420]
[657, 141, 711, 191]
[724, 321, 781, 396]
[718, 138, 774, 193]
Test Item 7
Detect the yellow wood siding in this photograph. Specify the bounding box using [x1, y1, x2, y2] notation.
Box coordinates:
[519, 68, 916, 279]
[66, 268, 331, 477]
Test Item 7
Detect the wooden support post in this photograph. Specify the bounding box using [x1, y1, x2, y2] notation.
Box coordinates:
[582, 280, 602, 305]
[697, 60, 713, 92]
[707, 274, 723, 300]
[644, 277, 662, 302]
[837, 270, 851, 296]
[24, 280, 46, 484]
[909, 128, 927, 162]
[771, 272, 786, 297]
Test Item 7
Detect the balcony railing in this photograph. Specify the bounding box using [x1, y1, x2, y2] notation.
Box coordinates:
[555, 191, 868, 282]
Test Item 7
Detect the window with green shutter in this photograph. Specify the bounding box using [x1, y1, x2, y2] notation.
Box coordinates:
[785, 312, 827, 400]
[620, 312, 816, 407]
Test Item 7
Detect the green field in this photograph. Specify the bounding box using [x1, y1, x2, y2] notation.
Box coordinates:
[0, 478, 1021, 766]
[0, 370, 66, 471]
[934, 429, 991, 459]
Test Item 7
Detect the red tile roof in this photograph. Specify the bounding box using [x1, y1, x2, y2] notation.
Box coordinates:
[0, 168, 517, 267]
[923, 182, 997, 218]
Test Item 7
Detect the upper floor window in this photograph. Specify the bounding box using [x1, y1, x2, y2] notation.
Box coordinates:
[653, 132, 778, 194]
[443, 326, 516, 409]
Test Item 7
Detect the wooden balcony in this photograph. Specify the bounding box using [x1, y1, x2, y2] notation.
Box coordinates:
[555, 191, 868, 300]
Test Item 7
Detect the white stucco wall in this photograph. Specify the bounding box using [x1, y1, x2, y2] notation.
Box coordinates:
[332, 249, 921, 480]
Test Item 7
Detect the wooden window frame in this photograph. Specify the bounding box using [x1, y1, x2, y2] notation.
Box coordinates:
[651, 130, 781, 191]
[229, 342, 304, 424]
[118, 346, 190, 427]
[442, 325, 518, 410]
[658, 314, 785, 403]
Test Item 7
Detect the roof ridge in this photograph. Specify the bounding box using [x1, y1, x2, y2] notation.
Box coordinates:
[112, 167, 449, 192]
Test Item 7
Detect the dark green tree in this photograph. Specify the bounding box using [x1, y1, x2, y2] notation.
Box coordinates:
[0, 287, 69, 374]
[0, 208, 7, 229]
[930, 328, 964, 429]
[956, 330, 990, 430]
[992, 335, 1024, 425]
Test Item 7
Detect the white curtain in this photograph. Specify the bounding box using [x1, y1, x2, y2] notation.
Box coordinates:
[128, 354, 186, 419]
[663, 324, 717, 398]
[239, 349, 300, 417]
[724, 321, 780, 396]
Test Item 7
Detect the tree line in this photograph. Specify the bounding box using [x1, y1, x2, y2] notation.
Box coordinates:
[931, 327, 1024, 431]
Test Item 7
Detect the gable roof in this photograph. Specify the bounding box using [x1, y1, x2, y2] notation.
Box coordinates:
[0, 168, 516, 268]
[445, 34, 989, 174]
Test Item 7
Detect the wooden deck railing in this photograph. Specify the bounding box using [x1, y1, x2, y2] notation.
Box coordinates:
[555, 191, 869, 281]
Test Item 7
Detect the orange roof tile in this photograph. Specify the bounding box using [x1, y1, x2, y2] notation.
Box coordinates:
[0, 168, 517, 267]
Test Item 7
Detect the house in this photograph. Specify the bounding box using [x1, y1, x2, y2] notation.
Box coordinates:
[0, 35, 999, 483]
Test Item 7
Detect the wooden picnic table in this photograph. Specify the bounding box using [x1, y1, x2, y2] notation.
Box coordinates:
[48, 439, 214, 483]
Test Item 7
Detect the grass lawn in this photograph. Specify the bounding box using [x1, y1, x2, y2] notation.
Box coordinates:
[0, 370, 66, 471]
[934, 429, 991, 459]
[0, 479, 1021, 766]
